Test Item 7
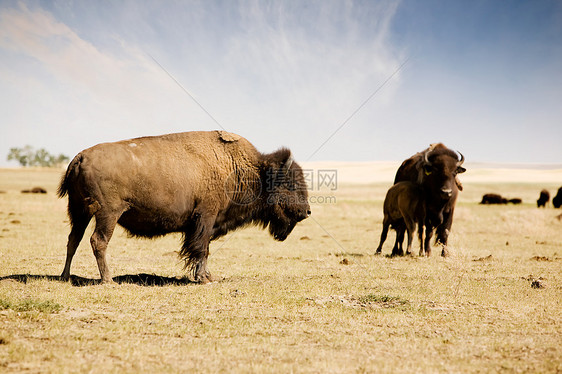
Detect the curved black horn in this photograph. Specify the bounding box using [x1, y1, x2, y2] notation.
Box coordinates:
[457, 151, 465, 166]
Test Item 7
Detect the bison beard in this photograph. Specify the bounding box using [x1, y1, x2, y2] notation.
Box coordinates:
[58, 131, 310, 284]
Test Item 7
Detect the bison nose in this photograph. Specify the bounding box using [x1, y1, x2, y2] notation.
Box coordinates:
[441, 188, 453, 197]
[307, 209, 311, 217]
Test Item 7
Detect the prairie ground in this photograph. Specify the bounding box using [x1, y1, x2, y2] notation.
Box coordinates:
[0, 166, 561, 373]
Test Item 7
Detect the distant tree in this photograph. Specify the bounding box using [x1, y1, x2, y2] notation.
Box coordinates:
[7, 146, 69, 167]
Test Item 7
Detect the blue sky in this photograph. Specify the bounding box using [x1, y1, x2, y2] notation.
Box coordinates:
[1, 0, 561, 166]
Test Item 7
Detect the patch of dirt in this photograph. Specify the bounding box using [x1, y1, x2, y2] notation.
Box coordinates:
[531, 280, 545, 289]
[309, 295, 409, 310]
[522, 275, 546, 289]
[299, 236, 311, 240]
[529, 256, 551, 261]
[332, 252, 364, 257]
[473, 255, 493, 262]
[339, 258, 350, 265]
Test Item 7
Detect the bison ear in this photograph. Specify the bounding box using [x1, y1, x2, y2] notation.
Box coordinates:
[457, 166, 466, 174]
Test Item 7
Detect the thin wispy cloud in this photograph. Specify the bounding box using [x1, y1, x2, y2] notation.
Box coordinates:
[0, 0, 560, 165]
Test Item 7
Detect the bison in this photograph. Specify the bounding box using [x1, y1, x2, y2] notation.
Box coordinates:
[58, 131, 311, 284]
[375, 181, 425, 257]
[21, 187, 47, 194]
[553, 187, 562, 209]
[393, 143, 465, 256]
[480, 194, 522, 205]
[537, 189, 550, 208]
[480, 193, 508, 205]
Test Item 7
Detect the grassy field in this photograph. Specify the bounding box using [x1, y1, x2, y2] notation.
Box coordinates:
[0, 167, 561, 373]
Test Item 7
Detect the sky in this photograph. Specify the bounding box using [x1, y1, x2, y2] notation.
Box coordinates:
[1, 0, 561, 167]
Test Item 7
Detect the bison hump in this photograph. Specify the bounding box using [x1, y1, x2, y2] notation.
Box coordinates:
[217, 131, 241, 143]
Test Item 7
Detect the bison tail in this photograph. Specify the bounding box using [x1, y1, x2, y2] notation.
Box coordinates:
[57, 153, 83, 199]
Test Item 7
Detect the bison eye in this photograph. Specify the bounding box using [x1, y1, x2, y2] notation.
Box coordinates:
[423, 165, 432, 176]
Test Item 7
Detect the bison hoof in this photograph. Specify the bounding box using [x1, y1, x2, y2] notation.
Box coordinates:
[194, 273, 214, 284]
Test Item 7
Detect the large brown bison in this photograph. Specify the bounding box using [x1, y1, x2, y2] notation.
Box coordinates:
[393, 143, 465, 256]
[58, 131, 311, 284]
[375, 181, 425, 257]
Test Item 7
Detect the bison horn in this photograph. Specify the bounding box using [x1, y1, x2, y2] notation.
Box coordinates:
[457, 151, 465, 166]
[282, 154, 294, 175]
[424, 149, 432, 166]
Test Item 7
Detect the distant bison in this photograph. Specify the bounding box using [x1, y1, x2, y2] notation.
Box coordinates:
[21, 187, 47, 194]
[376, 182, 425, 257]
[537, 189, 550, 208]
[552, 187, 562, 208]
[393, 143, 465, 256]
[480, 194, 507, 205]
[58, 131, 310, 284]
[480, 193, 522, 205]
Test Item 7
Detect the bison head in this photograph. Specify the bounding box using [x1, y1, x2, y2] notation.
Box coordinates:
[263, 148, 310, 241]
[419, 145, 465, 201]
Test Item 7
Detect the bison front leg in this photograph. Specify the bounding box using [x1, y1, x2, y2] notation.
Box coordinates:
[404, 218, 416, 256]
[417, 221, 425, 257]
[423, 225, 433, 257]
[392, 227, 405, 257]
[181, 212, 216, 284]
[193, 248, 213, 284]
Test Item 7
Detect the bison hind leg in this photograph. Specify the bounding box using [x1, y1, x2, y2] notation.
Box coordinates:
[375, 219, 391, 255]
[90, 212, 120, 283]
[61, 212, 92, 281]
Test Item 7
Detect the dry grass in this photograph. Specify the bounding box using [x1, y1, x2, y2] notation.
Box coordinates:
[0, 167, 561, 373]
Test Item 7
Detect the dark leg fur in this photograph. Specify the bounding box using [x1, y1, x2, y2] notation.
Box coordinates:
[180, 212, 215, 283]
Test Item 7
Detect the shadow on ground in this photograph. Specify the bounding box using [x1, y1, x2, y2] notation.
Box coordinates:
[0, 273, 195, 286]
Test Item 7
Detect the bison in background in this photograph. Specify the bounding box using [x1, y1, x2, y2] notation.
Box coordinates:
[21, 187, 47, 194]
[376, 182, 425, 257]
[58, 131, 310, 284]
[553, 187, 562, 208]
[537, 189, 550, 208]
[480, 193, 522, 205]
[480, 194, 507, 205]
[392, 143, 465, 256]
